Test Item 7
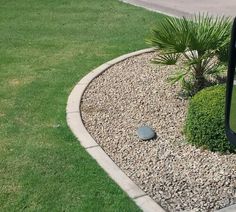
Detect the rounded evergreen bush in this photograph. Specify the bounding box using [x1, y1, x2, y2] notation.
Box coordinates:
[184, 85, 235, 152]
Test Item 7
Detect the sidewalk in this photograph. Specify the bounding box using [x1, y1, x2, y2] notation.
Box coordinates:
[121, 0, 236, 17]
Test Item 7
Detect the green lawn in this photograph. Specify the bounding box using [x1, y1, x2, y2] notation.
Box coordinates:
[0, 0, 165, 210]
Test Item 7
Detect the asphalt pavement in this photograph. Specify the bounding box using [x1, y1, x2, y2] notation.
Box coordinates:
[121, 0, 236, 17]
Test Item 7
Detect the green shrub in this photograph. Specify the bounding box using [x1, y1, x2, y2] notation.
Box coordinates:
[184, 85, 235, 152]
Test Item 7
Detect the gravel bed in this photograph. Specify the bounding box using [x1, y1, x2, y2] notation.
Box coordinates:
[81, 52, 236, 211]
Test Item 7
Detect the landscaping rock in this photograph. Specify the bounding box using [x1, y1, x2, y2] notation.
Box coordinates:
[81, 52, 236, 212]
[137, 126, 156, 140]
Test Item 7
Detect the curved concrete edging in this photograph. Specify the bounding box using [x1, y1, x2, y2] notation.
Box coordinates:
[119, 0, 235, 17]
[66, 48, 166, 212]
[120, 0, 183, 18]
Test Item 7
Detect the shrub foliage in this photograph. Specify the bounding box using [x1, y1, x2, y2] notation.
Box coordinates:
[184, 85, 235, 152]
[147, 14, 231, 96]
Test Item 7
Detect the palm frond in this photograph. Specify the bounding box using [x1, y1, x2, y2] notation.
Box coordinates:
[167, 69, 189, 84]
[204, 63, 226, 75]
[151, 53, 180, 65]
[190, 13, 231, 55]
[217, 43, 230, 63]
[146, 16, 191, 53]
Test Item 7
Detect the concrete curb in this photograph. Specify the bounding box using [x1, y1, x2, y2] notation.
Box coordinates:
[119, 0, 235, 17]
[66, 48, 166, 212]
[120, 0, 185, 18]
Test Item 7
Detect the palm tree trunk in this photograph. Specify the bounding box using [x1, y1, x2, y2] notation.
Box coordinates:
[195, 75, 206, 91]
[194, 65, 206, 93]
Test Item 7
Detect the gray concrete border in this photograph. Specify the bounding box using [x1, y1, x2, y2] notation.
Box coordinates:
[66, 48, 166, 212]
[120, 0, 185, 18]
[119, 0, 236, 17]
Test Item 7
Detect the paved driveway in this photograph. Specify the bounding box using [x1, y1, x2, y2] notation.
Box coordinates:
[121, 0, 236, 17]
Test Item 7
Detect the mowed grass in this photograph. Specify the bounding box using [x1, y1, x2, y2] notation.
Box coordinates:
[0, 0, 165, 210]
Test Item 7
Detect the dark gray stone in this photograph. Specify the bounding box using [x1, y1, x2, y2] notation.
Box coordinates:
[137, 126, 156, 140]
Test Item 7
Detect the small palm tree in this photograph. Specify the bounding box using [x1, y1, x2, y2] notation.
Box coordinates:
[147, 14, 231, 96]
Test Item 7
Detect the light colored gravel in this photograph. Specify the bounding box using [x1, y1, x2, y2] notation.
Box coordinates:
[81, 52, 236, 211]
